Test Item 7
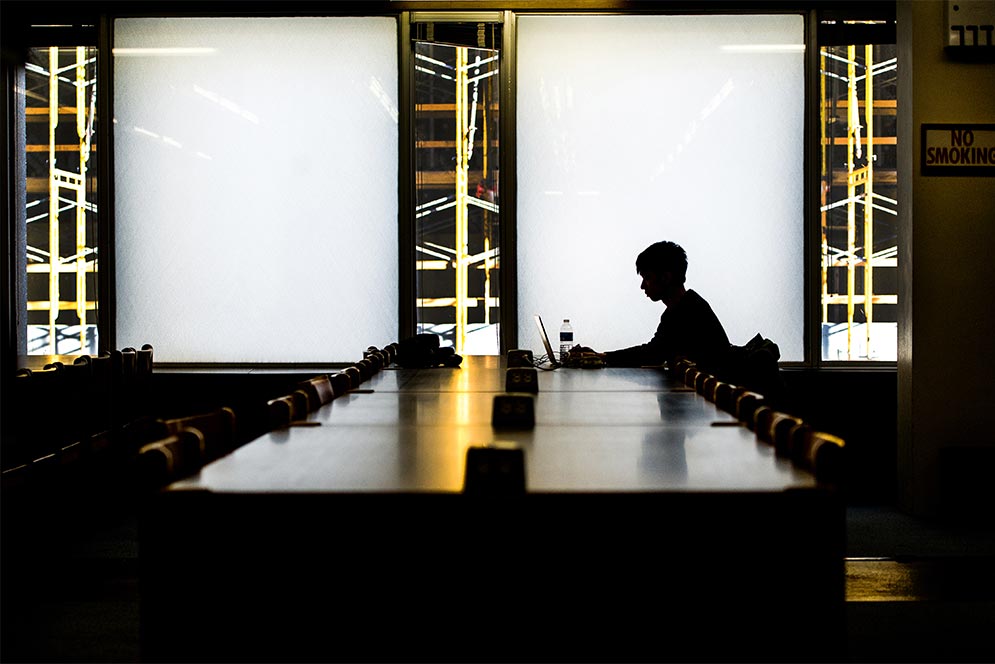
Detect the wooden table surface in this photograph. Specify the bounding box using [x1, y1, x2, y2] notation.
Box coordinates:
[170, 355, 815, 493]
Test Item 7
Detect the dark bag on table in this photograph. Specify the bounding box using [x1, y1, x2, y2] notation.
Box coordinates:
[397, 334, 463, 368]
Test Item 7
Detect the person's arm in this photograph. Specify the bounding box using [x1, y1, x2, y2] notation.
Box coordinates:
[603, 315, 669, 367]
[604, 343, 662, 367]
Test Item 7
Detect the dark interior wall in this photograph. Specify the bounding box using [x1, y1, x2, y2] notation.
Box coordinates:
[781, 368, 898, 505]
[897, 0, 995, 519]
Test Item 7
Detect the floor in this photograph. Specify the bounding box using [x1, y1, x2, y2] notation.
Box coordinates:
[3, 504, 994, 663]
[844, 505, 995, 664]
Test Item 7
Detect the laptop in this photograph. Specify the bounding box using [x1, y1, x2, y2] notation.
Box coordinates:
[533, 314, 561, 368]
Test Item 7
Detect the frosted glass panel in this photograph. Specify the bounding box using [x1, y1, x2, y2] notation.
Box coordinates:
[114, 17, 397, 363]
[517, 15, 804, 361]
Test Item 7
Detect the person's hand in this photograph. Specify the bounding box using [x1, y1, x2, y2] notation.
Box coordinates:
[570, 345, 605, 357]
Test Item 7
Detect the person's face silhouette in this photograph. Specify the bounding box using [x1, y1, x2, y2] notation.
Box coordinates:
[640, 270, 668, 302]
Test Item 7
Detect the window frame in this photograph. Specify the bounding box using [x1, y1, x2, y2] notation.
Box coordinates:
[2, 19, 102, 358]
[812, 6, 898, 367]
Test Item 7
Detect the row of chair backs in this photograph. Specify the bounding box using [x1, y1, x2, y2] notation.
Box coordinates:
[5, 344, 155, 473]
[106, 344, 399, 492]
[3, 345, 166, 521]
[132, 343, 400, 491]
[5, 345, 256, 498]
[264, 343, 399, 430]
[675, 359, 845, 486]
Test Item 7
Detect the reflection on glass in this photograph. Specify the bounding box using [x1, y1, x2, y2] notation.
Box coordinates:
[414, 41, 501, 355]
[820, 44, 898, 361]
[24, 46, 99, 355]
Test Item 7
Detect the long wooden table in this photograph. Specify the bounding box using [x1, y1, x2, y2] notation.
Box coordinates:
[141, 356, 844, 662]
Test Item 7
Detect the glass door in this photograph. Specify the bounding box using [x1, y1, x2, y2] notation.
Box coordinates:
[413, 39, 500, 355]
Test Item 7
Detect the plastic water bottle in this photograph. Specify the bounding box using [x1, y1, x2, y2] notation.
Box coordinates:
[559, 319, 574, 361]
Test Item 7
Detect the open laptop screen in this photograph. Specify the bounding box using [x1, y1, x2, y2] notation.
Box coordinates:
[533, 314, 559, 367]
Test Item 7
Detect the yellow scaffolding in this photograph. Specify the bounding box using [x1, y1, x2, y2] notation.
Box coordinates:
[26, 46, 97, 354]
[821, 44, 897, 360]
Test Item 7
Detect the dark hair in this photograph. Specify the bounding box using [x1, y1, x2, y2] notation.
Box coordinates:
[635, 241, 688, 283]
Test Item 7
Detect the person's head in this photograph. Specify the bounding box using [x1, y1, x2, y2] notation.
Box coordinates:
[635, 241, 688, 304]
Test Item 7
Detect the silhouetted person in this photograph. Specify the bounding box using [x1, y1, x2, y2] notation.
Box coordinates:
[581, 241, 731, 369]
[574, 240, 785, 400]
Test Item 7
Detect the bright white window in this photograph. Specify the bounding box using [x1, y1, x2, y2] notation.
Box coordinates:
[114, 17, 398, 362]
[516, 14, 805, 361]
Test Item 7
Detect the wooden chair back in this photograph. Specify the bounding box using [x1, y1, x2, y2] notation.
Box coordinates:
[297, 375, 335, 410]
[135, 429, 205, 492]
[161, 407, 237, 461]
[266, 395, 296, 430]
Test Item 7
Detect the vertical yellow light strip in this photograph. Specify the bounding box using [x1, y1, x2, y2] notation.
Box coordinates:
[482, 67, 491, 328]
[846, 45, 857, 360]
[820, 51, 829, 329]
[76, 46, 88, 351]
[48, 47, 60, 354]
[454, 47, 469, 354]
[863, 44, 875, 358]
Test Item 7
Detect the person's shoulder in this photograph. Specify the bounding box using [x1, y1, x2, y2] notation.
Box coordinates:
[685, 289, 710, 305]
[684, 289, 721, 315]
